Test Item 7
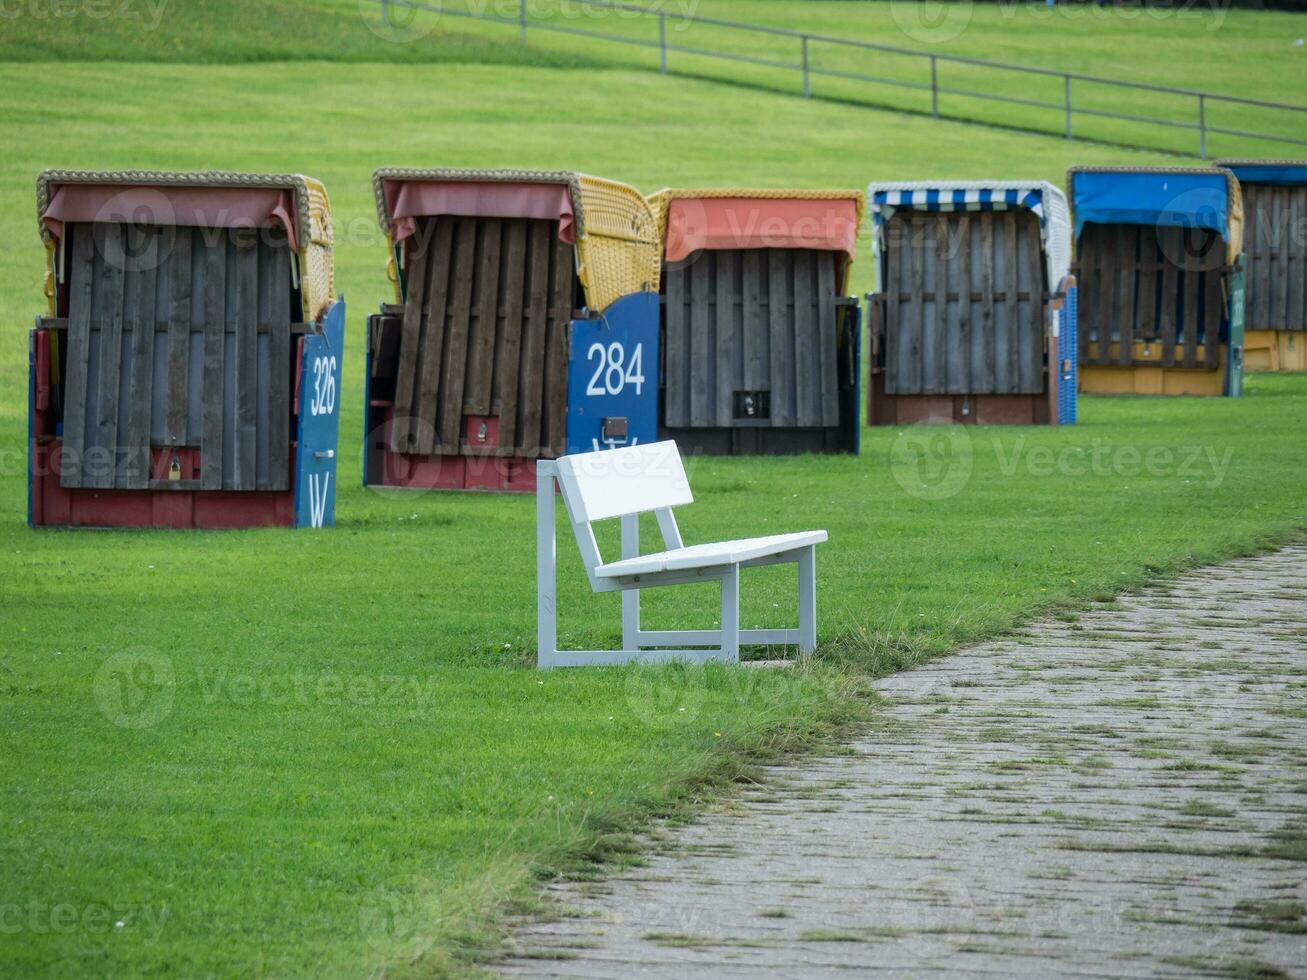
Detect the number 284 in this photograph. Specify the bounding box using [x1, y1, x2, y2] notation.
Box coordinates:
[585, 342, 644, 397]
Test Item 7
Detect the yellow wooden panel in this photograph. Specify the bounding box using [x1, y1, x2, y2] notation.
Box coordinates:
[1079, 356, 1226, 396]
[1244, 330, 1307, 373]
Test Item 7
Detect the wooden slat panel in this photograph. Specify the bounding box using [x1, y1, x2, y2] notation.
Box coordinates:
[664, 248, 689, 428]
[543, 230, 572, 457]
[769, 248, 796, 422]
[1273, 188, 1291, 330]
[1158, 228, 1178, 367]
[436, 218, 477, 453]
[1242, 186, 1258, 327]
[1181, 263, 1200, 369]
[792, 250, 819, 425]
[220, 234, 240, 484]
[664, 245, 843, 428]
[884, 211, 1047, 395]
[390, 221, 433, 453]
[233, 232, 259, 489]
[1265, 186, 1278, 329]
[465, 219, 502, 416]
[1203, 267, 1222, 369]
[816, 251, 839, 425]
[930, 216, 952, 392]
[1074, 226, 1092, 351]
[1263, 187, 1274, 328]
[1265, 186, 1281, 327]
[907, 220, 926, 394]
[1136, 225, 1158, 344]
[1281, 188, 1292, 329]
[267, 239, 291, 491]
[115, 231, 145, 488]
[61, 226, 95, 488]
[1022, 215, 1045, 393]
[165, 226, 193, 448]
[93, 223, 126, 488]
[715, 250, 736, 428]
[124, 226, 158, 489]
[1096, 225, 1119, 363]
[256, 236, 292, 491]
[954, 214, 972, 392]
[518, 220, 552, 457]
[688, 252, 713, 427]
[884, 216, 913, 395]
[1250, 185, 1266, 329]
[937, 215, 958, 393]
[919, 219, 939, 394]
[201, 229, 227, 491]
[1116, 225, 1136, 367]
[255, 238, 273, 490]
[413, 220, 455, 455]
[741, 249, 766, 393]
[495, 220, 528, 453]
[1081, 224, 1101, 355]
[997, 211, 1020, 393]
[1254, 187, 1272, 329]
[882, 223, 901, 395]
[1287, 188, 1303, 331]
[59, 224, 296, 492]
[978, 216, 996, 391]
[1292, 188, 1307, 331]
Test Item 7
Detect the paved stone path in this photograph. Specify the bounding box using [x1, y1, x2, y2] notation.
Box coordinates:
[501, 547, 1307, 978]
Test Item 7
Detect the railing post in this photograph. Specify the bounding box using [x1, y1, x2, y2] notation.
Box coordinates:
[659, 13, 667, 74]
[801, 35, 810, 98]
[519, 0, 527, 46]
[930, 55, 939, 119]
[380, 0, 390, 27]
[1198, 94, 1207, 159]
[1064, 74, 1073, 140]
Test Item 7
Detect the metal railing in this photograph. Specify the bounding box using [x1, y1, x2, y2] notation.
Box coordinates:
[378, 0, 1307, 158]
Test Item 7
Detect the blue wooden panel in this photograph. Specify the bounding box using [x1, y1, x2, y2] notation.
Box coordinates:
[1227, 261, 1245, 397]
[293, 299, 345, 528]
[1058, 285, 1079, 425]
[362, 333, 373, 488]
[850, 303, 862, 453]
[566, 291, 660, 454]
[27, 331, 35, 528]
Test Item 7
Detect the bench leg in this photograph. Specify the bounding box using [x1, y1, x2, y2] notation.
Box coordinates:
[542, 571, 740, 669]
[621, 514, 640, 650]
[536, 468, 557, 667]
[720, 564, 740, 664]
[798, 545, 817, 654]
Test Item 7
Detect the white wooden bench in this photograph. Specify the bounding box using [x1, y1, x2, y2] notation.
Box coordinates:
[536, 441, 827, 669]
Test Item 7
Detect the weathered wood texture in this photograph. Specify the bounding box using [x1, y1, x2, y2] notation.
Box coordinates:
[882, 209, 1047, 396]
[60, 222, 292, 491]
[1074, 222, 1227, 369]
[1241, 184, 1306, 331]
[390, 216, 574, 458]
[663, 248, 841, 429]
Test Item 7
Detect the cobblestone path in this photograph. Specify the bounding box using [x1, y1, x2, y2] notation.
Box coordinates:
[502, 547, 1307, 978]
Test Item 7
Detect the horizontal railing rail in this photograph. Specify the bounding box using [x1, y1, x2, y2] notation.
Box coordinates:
[379, 0, 1307, 158]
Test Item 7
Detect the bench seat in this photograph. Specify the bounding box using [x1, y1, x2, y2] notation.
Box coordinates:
[595, 531, 828, 579]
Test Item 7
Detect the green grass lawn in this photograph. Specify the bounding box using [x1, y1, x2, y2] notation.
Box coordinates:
[4, 0, 1304, 154]
[1, 10, 1306, 977]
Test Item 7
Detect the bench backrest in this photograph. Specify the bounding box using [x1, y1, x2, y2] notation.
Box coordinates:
[546, 441, 691, 586]
[555, 441, 693, 524]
